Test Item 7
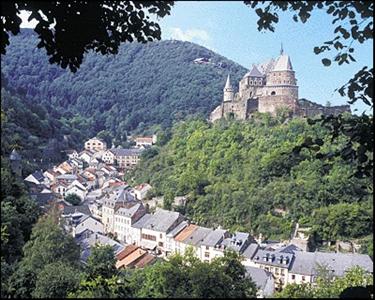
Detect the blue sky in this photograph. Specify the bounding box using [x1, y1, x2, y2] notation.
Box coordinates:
[19, 2, 372, 113]
[158, 1, 373, 114]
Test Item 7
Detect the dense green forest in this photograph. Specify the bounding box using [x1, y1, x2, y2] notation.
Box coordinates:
[128, 114, 373, 247]
[1, 79, 88, 174]
[1, 29, 246, 141]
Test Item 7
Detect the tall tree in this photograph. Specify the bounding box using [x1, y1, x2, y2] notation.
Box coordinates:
[6, 214, 80, 298]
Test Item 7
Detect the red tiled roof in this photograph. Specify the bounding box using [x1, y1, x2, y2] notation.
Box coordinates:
[174, 224, 198, 242]
[116, 244, 139, 261]
[134, 253, 156, 268]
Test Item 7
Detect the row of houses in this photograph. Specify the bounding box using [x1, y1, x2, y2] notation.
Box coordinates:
[97, 191, 373, 295]
[84, 135, 157, 152]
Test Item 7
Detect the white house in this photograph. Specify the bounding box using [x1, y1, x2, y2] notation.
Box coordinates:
[102, 149, 116, 164]
[84, 137, 107, 152]
[137, 208, 184, 255]
[199, 228, 230, 262]
[101, 186, 136, 233]
[113, 203, 147, 243]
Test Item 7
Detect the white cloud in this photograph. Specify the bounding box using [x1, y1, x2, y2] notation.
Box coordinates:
[166, 27, 215, 51]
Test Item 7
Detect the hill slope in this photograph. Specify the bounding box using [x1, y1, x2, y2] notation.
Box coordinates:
[1, 29, 247, 139]
[128, 116, 372, 243]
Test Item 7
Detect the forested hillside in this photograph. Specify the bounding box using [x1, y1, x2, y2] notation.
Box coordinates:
[128, 114, 373, 248]
[1, 78, 87, 174]
[1, 29, 246, 141]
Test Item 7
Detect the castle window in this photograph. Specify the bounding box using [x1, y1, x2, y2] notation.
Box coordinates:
[271, 91, 276, 95]
[250, 81, 253, 85]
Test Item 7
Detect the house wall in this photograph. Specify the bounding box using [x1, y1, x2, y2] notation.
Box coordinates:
[102, 206, 115, 233]
[114, 215, 132, 242]
[102, 151, 115, 164]
[85, 139, 107, 152]
[116, 155, 140, 168]
[287, 272, 313, 285]
[253, 262, 290, 290]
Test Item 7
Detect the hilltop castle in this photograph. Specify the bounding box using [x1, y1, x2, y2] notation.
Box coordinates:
[210, 46, 350, 121]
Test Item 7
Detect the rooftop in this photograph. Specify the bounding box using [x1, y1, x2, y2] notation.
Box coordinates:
[110, 148, 144, 157]
[201, 228, 228, 247]
[132, 213, 152, 229]
[289, 251, 373, 276]
[272, 53, 293, 71]
[242, 243, 259, 260]
[245, 266, 273, 290]
[141, 208, 183, 233]
[182, 226, 212, 246]
[175, 224, 198, 242]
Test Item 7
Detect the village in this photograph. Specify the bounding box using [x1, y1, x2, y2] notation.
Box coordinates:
[9, 135, 373, 298]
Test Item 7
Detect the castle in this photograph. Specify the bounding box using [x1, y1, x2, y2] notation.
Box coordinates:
[210, 46, 350, 121]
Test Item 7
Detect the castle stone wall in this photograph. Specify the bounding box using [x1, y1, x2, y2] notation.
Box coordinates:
[258, 95, 299, 115]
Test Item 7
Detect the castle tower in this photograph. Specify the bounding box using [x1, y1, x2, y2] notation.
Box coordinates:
[9, 149, 22, 176]
[223, 74, 234, 102]
[259, 47, 299, 115]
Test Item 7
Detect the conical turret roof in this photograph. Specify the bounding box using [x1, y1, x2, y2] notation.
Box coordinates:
[224, 74, 232, 89]
[273, 53, 293, 71]
[10, 149, 22, 161]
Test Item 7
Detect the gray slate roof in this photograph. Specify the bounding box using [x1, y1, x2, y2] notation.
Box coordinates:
[31, 170, 45, 182]
[247, 65, 264, 77]
[132, 213, 152, 229]
[63, 205, 91, 216]
[252, 249, 294, 268]
[110, 148, 144, 157]
[140, 208, 183, 233]
[78, 231, 124, 262]
[277, 243, 303, 254]
[289, 251, 373, 276]
[56, 174, 78, 181]
[183, 226, 212, 247]
[221, 231, 250, 253]
[116, 203, 144, 218]
[245, 266, 273, 290]
[242, 243, 259, 260]
[167, 221, 189, 238]
[201, 228, 227, 247]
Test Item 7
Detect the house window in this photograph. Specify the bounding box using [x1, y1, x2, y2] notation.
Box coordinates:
[206, 246, 209, 250]
[160, 233, 163, 238]
[302, 276, 306, 282]
[205, 252, 210, 258]
[271, 91, 276, 95]
[158, 242, 164, 247]
[142, 234, 156, 241]
[291, 275, 295, 280]
[280, 269, 285, 275]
